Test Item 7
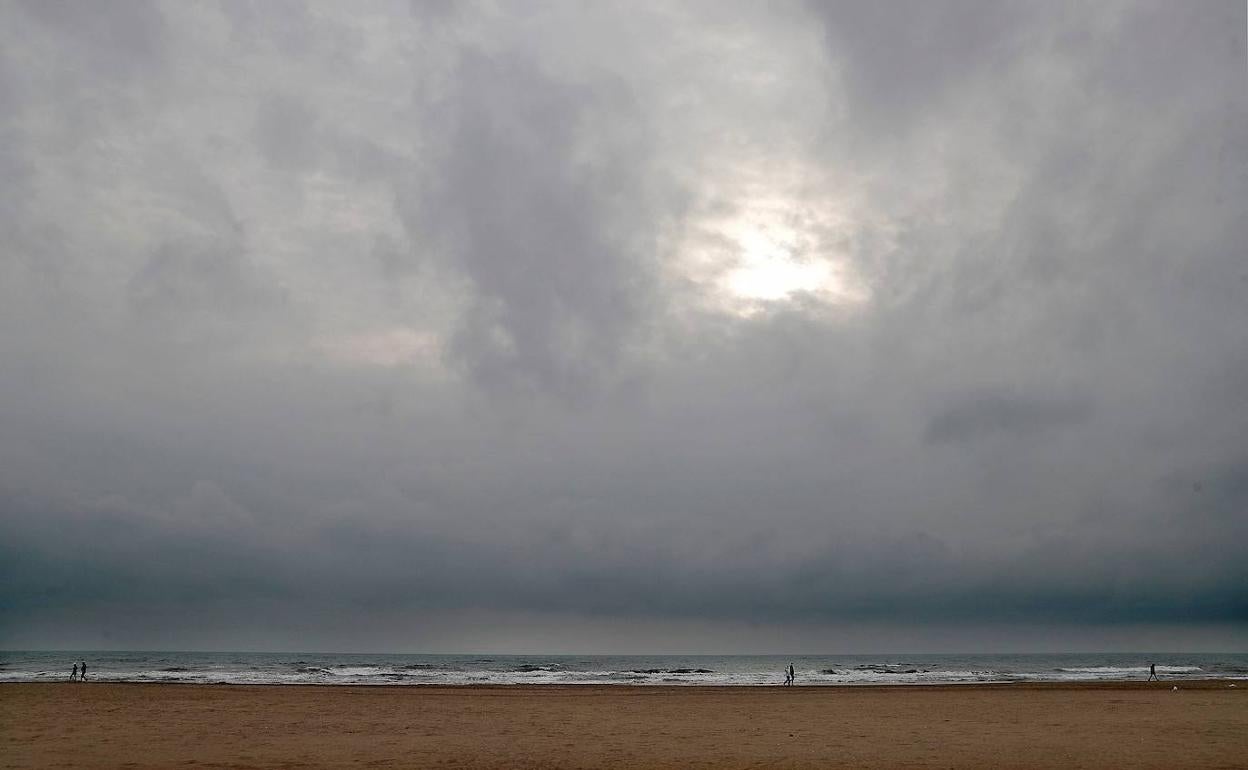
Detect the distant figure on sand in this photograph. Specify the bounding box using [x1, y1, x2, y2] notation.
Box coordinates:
[1147, 663, 1159, 682]
[789, 663, 795, 686]
[783, 666, 791, 686]
[79, 661, 87, 681]
[70, 662, 78, 681]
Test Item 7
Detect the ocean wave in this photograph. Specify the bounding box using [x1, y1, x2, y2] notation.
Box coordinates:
[327, 666, 394, 676]
[820, 668, 999, 680]
[819, 664, 926, 675]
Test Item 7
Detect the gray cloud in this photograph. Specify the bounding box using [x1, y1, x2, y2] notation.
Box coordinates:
[925, 391, 1092, 444]
[400, 50, 662, 398]
[812, 0, 1039, 139]
[18, 0, 166, 82]
[0, 0, 1244, 652]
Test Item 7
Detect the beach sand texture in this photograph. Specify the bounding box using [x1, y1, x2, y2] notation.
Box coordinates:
[3, 681, 1246, 769]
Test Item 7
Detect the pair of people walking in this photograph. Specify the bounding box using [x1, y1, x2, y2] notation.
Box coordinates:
[783, 663, 795, 686]
[69, 661, 87, 681]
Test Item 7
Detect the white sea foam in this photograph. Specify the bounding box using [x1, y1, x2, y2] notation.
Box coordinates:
[1056, 666, 1202, 675]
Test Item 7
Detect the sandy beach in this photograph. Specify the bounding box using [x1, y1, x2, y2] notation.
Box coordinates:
[2, 681, 1245, 769]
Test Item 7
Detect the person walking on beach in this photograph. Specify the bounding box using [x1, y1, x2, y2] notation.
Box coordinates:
[79, 660, 87, 682]
[783, 666, 791, 686]
[788, 663, 795, 686]
[1147, 663, 1159, 682]
[70, 662, 78, 681]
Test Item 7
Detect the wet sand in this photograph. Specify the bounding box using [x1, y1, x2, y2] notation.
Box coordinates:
[3, 680, 1246, 768]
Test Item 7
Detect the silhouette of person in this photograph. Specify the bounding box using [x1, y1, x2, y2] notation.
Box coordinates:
[71, 663, 78, 681]
[788, 663, 795, 686]
[79, 661, 87, 682]
[1147, 663, 1159, 682]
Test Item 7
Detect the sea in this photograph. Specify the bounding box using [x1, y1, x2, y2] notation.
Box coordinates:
[2, 651, 1246, 686]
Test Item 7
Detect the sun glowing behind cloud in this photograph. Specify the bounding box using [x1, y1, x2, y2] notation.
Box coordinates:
[722, 219, 832, 301]
[677, 186, 871, 316]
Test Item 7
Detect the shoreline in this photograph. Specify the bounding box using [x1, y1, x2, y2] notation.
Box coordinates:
[4, 680, 1245, 769]
[3, 677, 1241, 689]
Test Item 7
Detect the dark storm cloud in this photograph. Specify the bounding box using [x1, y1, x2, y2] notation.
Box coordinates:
[0, 1, 1244, 651]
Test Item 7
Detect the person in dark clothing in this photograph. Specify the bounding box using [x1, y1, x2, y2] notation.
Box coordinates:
[70, 663, 78, 681]
[1147, 663, 1159, 682]
[788, 664, 795, 686]
[79, 661, 87, 681]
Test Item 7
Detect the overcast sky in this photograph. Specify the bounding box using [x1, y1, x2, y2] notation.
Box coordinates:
[1, 0, 1245, 654]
